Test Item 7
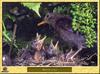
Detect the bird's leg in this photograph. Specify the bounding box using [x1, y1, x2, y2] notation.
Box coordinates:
[70, 47, 83, 61]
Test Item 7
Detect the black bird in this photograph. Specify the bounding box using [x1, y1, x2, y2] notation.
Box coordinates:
[38, 13, 86, 60]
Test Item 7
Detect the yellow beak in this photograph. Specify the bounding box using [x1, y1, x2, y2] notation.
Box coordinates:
[37, 21, 47, 26]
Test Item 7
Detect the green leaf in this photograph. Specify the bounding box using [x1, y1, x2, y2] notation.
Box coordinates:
[71, 3, 97, 48]
[22, 2, 41, 17]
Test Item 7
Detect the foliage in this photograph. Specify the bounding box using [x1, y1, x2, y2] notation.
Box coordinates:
[53, 5, 68, 15]
[3, 22, 18, 48]
[21, 2, 41, 16]
[2, 13, 17, 48]
[70, 3, 97, 48]
[3, 21, 11, 42]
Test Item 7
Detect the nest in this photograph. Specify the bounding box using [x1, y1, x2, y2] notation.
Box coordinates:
[14, 34, 97, 66]
[3, 33, 97, 66]
[13, 47, 97, 66]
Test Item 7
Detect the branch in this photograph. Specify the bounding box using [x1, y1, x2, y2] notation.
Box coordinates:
[71, 47, 83, 60]
[87, 53, 97, 60]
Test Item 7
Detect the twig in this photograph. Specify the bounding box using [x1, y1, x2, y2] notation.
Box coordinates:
[9, 23, 17, 57]
[71, 47, 83, 60]
[87, 53, 97, 60]
[65, 49, 74, 61]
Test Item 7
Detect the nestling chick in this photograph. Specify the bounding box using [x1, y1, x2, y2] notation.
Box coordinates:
[31, 33, 46, 51]
[31, 33, 47, 63]
[46, 40, 59, 59]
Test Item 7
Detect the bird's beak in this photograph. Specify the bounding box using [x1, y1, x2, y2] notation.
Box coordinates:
[37, 20, 47, 26]
[36, 32, 41, 40]
[50, 40, 55, 47]
[39, 35, 47, 43]
[54, 41, 59, 49]
[41, 36, 47, 41]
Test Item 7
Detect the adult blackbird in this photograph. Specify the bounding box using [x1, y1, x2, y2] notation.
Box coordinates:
[38, 13, 86, 60]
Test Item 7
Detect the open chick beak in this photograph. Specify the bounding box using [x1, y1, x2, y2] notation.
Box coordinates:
[37, 20, 47, 26]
